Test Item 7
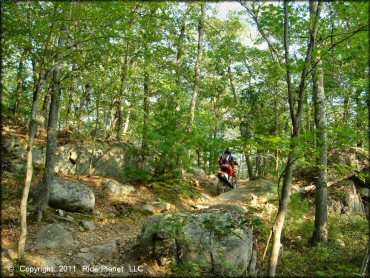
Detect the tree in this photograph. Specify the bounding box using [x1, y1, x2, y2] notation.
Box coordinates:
[17, 2, 60, 258]
[189, 2, 205, 130]
[35, 4, 69, 221]
[268, 1, 322, 275]
[311, 55, 328, 244]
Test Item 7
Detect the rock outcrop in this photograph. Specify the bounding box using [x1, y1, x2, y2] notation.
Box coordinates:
[103, 179, 135, 197]
[328, 179, 366, 215]
[134, 204, 255, 276]
[49, 177, 95, 213]
[34, 224, 74, 249]
[11, 142, 141, 179]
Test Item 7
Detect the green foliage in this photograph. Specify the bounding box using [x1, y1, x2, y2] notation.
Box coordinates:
[124, 166, 151, 182]
[171, 260, 207, 277]
[151, 179, 200, 204]
[278, 203, 367, 277]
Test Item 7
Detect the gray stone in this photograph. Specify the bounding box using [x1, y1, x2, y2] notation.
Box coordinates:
[58, 209, 64, 217]
[80, 248, 89, 253]
[142, 199, 171, 214]
[90, 240, 118, 258]
[34, 224, 74, 249]
[360, 187, 369, 197]
[79, 220, 95, 231]
[135, 204, 253, 276]
[329, 180, 366, 215]
[75, 253, 94, 266]
[11, 141, 141, 179]
[343, 182, 365, 215]
[3, 137, 19, 152]
[103, 179, 135, 197]
[189, 168, 206, 179]
[48, 177, 95, 213]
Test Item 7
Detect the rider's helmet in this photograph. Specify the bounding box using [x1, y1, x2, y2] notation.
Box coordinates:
[227, 147, 233, 152]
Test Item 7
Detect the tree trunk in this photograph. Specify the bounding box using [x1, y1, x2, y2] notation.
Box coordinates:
[189, 2, 205, 130]
[36, 20, 66, 221]
[141, 72, 150, 169]
[256, 151, 262, 177]
[89, 86, 99, 175]
[311, 57, 328, 244]
[13, 54, 25, 116]
[117, 44, 129, 141]
[355, 90, 363, 147]
[342, 92, 350, 124]
[64, 94, 72, 131]
[196, 149, 201, 168]
[123, 107, 131, 137]
[228, 65, 239, 103]
[18, 59, 48, 259]
[245, 154, 254, 180]
[269, 151, 296, 276]
[176, 6, 190, 87]
[41, 87, 51, 129]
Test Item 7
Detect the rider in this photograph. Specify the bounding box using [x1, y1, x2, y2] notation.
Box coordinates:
[218, 147, 239, 178]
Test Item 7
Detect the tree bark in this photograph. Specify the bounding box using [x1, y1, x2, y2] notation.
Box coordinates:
[18, 59, 50, 259]
[256, 150, 263, 177]
[36, 64, 62, 221]
[176, 6, 190, 87]
[246, 154, 254, 180]
[189, 2, 205, 130]
[89, 85, 99, 175]
[36, 15, 66, 221]
[41, 87, 51, 129]
[141, 72, 150, 169]
[311, 56, 328, 244]
[123, 107, 131, 137]
[13, 54, 25, 116]
[228, 65, 239, 103]
[117, 44, 129, 141]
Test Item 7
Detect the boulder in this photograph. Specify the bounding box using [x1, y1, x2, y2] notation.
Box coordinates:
[329, 180, 366, 215]
[75, 253, 95, 266]
[343, 181, 365, 215]
[189, 168, 206, 179]
[134, 204, 254, 276]
[79, 220, 96, 231]
[103, 179, 135, 197]
[48, 177, 95, 213]
[142, 199, 172, 214]
[34, 224, 74, 249]
[90, 240, 118, 258]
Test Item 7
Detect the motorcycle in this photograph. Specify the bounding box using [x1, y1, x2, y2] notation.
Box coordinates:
[216, 167, 237, 194]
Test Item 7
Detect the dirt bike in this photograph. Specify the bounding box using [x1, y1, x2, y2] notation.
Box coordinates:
[216, 167, 237, 195]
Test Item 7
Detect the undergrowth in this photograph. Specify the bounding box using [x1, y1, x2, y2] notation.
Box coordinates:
[150, 178, 200, 205]
[275, 193, 368, 277]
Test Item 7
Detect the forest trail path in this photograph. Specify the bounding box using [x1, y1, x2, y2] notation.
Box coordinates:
[216, 178, 275, 202]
